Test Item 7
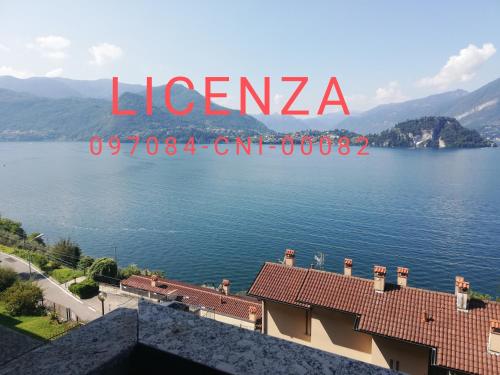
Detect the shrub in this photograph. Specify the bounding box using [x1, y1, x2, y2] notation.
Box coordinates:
[40, 260, 61, 273]
[1, 281, 43, 316]
[469, 289, 493, 301]
[50, 238, 81, 268]
[69, 279, 99, 299]
[48, 310, 59, 322]
[0, 266, 18, 292]
[119, 264, 143, 279]
[88, 258, 117, 279]
[143, 269, 165, 278]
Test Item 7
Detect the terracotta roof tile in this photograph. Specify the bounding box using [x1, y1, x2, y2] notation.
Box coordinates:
[249, 264, 500, 375]
[121, 275, 261, 321]
[247, 262, 308, 307]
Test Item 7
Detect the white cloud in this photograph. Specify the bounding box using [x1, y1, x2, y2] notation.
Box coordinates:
[88, 43, 123, 65]
[45, 51, 67, 59]
[45, 68, 63, 78]
[0, 43, 10, 52]
[374, 81, 407, 103]
[28, 35, 71, 59]
[35, 35, 70, 50]
[349, 81, 408, 111]
[0, 66, 32, 79]
[273, 93, 283, 104]
[418, 43, 496, 89]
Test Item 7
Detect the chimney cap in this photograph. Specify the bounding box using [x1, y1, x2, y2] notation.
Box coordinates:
[285, 249, 295, 258]
[491, 320, 500, 332]
[344, 258, 353, 267]
[249, 305, 258, 314]
[222, 279, 230, 286]
[397, 267, 409, 276]
[151, 275, 159, 281]
[374, 265, 386, 276]
[455, 275, 464, 284]
[456, 280, 469, 291]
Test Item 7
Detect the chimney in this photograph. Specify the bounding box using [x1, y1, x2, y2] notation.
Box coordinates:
[455, 276, 464, 295]
[284, 249, 295, 267]
[397, 267, 409, 287]
[222, 279, 230, 295]
[344, 258, 353, 276]
[151, 275, 159, 288]
[421, 311, 433, 323]
[455, 278, 469, 311]
[488, 320, 500, 354]
[373, 266, 386, 292]
[248, 306, 258, 322]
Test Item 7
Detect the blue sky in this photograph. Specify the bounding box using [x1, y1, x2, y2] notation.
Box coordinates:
[0, 0, 499, 113]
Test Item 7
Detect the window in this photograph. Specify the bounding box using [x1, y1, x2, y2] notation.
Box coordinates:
[305, 310, 311, 336]
[389, 359, 400, 371]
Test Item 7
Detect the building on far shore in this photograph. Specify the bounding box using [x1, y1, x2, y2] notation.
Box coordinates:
[248, 249, 500, 375]
[120, 274, 261, 331]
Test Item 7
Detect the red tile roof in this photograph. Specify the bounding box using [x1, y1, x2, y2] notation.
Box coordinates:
[121, 275, 261, 321]
[249, 262, 500, 375]
[248, 263, 309, 308]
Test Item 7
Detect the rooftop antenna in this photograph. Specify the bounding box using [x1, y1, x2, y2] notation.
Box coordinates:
[313, 252, 325, 270]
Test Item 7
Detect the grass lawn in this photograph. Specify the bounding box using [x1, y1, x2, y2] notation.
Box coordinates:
[1, 245, 84, 284]
[0, 244, 16, 255]
[0, 301, 76, 341]
[49, 268, 84, 284]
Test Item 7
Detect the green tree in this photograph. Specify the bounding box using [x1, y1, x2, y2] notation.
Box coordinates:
[77, 255, 95, 272]
[0, 216, 26, 239]
[1, 281, 43, 316]
[0, 266, 18, 292]
[27, 232, 45, 246]
[143, 269, 165, 278]
[119, 264, 143, 279]
[88, 258, 118, 279]
[50, 238, 81, 268]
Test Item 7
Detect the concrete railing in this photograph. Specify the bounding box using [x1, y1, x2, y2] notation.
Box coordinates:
[0, 300, 396, 375]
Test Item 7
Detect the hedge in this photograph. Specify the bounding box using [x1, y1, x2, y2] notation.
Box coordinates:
[68, 279, 99, 299]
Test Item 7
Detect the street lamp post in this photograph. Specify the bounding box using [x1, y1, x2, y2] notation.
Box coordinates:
[98, 291, 107, 316]
[28, 233, 44, 279]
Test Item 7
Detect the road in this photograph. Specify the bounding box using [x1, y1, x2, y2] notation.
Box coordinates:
[0, 252, 137, 321]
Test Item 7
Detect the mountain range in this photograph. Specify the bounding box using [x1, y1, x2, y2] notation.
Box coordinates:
[0, 76, 499, 141]
[257, 79, 500, 138]
[0, 76, 268, 141]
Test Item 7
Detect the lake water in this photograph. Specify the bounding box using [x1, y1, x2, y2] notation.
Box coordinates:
[0, 142, 498, 295]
